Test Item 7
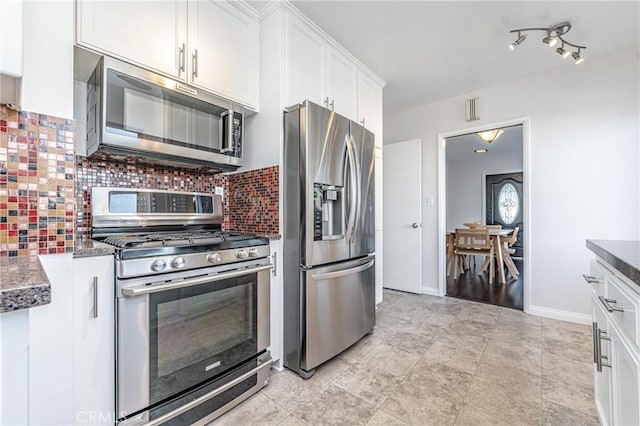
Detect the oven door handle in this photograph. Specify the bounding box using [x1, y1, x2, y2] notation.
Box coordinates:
[142, 355, 273, 426]
[121, 264, 273, 297]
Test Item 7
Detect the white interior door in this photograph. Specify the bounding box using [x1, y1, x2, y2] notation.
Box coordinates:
[383, 139, 422, 293]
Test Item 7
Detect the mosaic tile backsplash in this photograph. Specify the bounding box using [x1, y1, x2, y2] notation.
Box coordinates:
[76, 160, 279, 237]
[0, 106, 75, 257]
[226, 166, 279, 235]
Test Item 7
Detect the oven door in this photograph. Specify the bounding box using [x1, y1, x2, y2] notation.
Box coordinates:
[116, 262, 271, 420]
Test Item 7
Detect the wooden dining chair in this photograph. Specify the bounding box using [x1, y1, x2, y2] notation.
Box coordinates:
[501, 227, 520, 278]
[453, 228, 494, 283]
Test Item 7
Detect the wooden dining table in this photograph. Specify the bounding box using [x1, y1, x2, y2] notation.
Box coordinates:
[447, 228, 517, 284]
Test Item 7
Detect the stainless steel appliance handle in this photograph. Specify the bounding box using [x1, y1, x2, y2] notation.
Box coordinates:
[312, 259, 374, 281]
[344, 134, 358, 243]
[143, 357, 272, 426]
[348, 134, 362, 237]
[92, 276, 98, 319]
[121, 264, 273, 297]
[223, 110, 234, 153]
[598, 295, 624, 313]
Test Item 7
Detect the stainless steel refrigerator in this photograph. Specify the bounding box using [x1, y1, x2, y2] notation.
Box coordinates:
[283, 100, 375, 378]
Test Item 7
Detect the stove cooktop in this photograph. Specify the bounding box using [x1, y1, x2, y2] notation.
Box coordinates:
[102, 231, 257, 249]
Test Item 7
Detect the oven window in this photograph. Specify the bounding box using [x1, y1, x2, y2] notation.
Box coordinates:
[149, 273, 257, 404]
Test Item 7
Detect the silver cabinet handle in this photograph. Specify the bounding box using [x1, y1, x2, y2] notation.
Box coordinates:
[324, 97, 329, 107]
[329, 99, 334, 111]
[360, 118, 365, 127]
[144, 356, 272, 426]
[192, 49, 199, 79]
[595, 327, 612, 372]
[178, 43, 185, 75]
[583, 274, 602, 284]
[592, 322, 598, 364]
[92, 276, 98, 319]
[598, 295, 624, 313]
[122, 264, 273, 297]
[271, 252, 277, 277]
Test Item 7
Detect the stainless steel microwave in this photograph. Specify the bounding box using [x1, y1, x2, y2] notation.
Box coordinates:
[85, 56, 244, 170]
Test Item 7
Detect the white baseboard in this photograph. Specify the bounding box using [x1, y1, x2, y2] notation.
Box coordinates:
[527, 304, 591, 325]
[421, 287, 442, 297]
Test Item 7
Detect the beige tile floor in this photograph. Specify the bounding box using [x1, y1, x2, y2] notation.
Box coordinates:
[211, 289, 599, 426]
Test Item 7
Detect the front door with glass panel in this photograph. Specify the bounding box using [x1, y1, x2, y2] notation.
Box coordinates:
[486, 172, 523, 257]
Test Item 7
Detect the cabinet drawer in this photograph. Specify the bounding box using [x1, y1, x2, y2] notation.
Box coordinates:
[606, 276, 639, 347]
[587, 260, 608, 297]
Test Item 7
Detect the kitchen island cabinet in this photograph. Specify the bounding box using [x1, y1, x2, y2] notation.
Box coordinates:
[586, 240, 640, 426]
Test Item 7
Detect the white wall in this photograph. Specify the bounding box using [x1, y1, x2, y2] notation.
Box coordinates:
[384, 48, 639, 321]
[446, 151, 523, 230]
[21, 1, 74, 118]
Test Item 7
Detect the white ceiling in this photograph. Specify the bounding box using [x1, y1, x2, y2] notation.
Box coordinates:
[446, 125, 522, 162]
[287, 1, 640, 115]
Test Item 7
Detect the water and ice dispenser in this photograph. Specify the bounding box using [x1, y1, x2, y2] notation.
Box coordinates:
[313, 183, 344, 241]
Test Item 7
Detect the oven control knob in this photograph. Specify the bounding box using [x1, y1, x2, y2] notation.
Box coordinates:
[236, 249, 248, 259]
[172, 257, 186, 269]
[248, 248, 259, 257]
[151, 259, 167, 272]
[207, 252, 222, 263]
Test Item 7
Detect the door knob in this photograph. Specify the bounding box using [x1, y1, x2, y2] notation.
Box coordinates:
[412, 223, 419, 228]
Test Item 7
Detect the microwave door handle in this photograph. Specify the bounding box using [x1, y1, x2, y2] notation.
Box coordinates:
[222, 110, 234, 153]
[121, 264, 273, 297]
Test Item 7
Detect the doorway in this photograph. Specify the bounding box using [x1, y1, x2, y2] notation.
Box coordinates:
[440, 123, 526, 310]
[383, 139, 422, 294]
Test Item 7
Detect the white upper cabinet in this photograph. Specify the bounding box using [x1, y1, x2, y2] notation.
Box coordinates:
[326, 47, 358, 120]
[0, 0, 23, 77]
[286, 16, 325, 107]
[77, 0, 187, 79]
[357, 71, 383, 148]
[188, 0, 258, 108]
[77, 0, 258, 109]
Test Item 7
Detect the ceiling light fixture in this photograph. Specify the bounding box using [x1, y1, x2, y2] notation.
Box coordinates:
[508, 22, 586, 64]
[476, 129, 504, 144]
[474, 149, 488, 154]
[509, 32, 526, 51]
[556, 42, 571, 59]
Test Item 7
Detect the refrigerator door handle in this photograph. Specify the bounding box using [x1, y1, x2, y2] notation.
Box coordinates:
[311, 259, 375, 280]
[345, 134, 358, 243]
[349, 133, 362, 236]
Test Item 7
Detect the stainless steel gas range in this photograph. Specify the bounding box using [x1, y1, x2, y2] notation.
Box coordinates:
[91, 188, 272, 426]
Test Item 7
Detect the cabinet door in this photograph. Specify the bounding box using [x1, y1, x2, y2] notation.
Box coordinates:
[593, 294, 613, 426]
[610, 324, 640, 426]
[374, 148, 383, 304]
[286, 15, 326, 107]
[269, 240, 283, 368]
[72, 255, 115, 425]
[78, 0, 187, 79]
[188, 0, 258, 108]
[357, 71, 383, 148]
[326, 47, 358, 120]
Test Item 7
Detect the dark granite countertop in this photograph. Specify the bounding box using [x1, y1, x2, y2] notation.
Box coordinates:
[73, 239, 116, 258]
[0, 257, 51, 313]
[587, 240, 640, 286]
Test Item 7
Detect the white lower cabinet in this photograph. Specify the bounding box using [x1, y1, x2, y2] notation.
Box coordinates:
[71, 255, 115, 425]
[589, 257, 640, 426]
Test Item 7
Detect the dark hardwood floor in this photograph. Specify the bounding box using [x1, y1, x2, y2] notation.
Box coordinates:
[446, 258, 524, 310]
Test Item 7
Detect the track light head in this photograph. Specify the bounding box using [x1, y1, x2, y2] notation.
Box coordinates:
[542, 32, 558, 47]
[572, 50, 584, 64]
[556, 45, 571, 59]
[509, 33, 526, 50]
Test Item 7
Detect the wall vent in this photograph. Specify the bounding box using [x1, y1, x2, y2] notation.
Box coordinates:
[465, 97, 479, 122]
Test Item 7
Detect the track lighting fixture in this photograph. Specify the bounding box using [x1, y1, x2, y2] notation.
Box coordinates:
[509, 22, 586, 64]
